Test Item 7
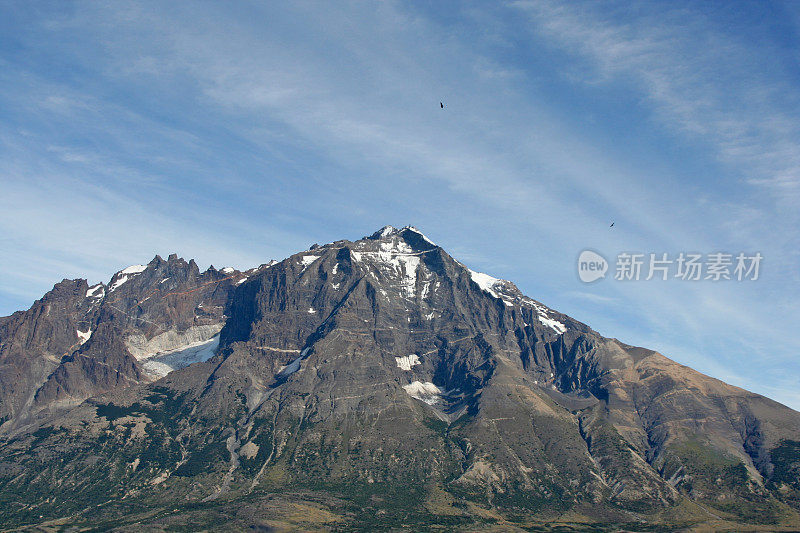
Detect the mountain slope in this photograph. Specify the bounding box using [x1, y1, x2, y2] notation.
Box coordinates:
[0, 226, 798, 531]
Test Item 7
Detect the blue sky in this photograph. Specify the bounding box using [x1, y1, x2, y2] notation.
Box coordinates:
[1, 1, 799, 408]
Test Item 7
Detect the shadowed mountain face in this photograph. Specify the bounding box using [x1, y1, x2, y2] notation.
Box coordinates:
[0, 254, 258, 430]
[0, 226, 798, 531]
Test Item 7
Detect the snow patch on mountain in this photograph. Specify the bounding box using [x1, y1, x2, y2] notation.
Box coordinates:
[221, 267, 235, 274]
[469, 270, 502, 298]
[109, 265, 147, 292]
[395, 354, 421, 371]
[468, 270, 524, 307]
[141, 335, 220, 379]
[403, 381, 441, 405]
[351, 240, 422, 297]
[538, 315, 566, 334]
[125, 324, 223, 360]
[531, 302, 566, 334]
[76, 328, 92, 344]
[380, 239, 413, 254]
[397, 256, 420, 297]
[301, 255, 320, 269]
[85, 284, 104, 299]
[120, 264, 148, 275]
[419, 281, 430, 299]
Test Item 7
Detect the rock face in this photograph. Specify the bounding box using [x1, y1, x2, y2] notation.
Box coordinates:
[0, 254, 262, 431]
[0, 226, 798, 531]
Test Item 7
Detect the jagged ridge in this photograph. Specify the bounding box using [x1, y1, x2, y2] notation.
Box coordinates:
[0, 226, 798, 531]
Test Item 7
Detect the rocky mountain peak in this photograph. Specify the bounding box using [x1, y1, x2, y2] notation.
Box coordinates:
[368, 224, 399, 239]
[1, 227, 799, 531]
[366, 224, 437, 248]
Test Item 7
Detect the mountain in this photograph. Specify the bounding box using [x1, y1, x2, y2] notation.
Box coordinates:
[0, 226, 798, 531]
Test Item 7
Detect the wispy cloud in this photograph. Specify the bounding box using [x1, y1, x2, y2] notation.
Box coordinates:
[512, 0, 800, 199]
[0, 1, 797, 408]
[565, 291, 618, 305]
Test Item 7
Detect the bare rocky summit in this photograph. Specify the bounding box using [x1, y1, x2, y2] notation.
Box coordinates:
[0, 226, 798, 531]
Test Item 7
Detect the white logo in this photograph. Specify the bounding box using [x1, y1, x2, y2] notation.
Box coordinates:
[578, 250, 608, 283]
[576, 250, 761, 283]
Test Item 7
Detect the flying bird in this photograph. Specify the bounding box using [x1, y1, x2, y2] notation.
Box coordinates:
[610, 222, 615, 227]
[440, 102, 444, 109]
